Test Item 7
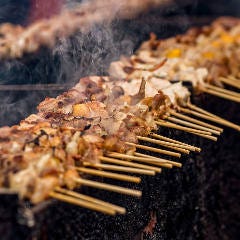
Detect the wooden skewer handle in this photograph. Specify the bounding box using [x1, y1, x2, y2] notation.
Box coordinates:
[134, 152, 182, 168]
[167, 116, 220, 135]
[75, 178, 142, 197]
[205, 83, 240, 97]
[99, 156, 162, 173]
[202, 87, 240, 103]
[126, 142, 181, 158]
[219, 77, 240, 89]
[49, 192, 116, 215]
[170, 110, 223, 132]
[149, 133, 201, 152]
[137, 136, 190, 154]
[55, 187, 126, 214]
[155, 120, 212, 135]
[186, 103, 221, 119]
[82, 162, 155, 175]
[156, 120, 217, 140]
[76, 167, 141, 183]
[107, 152, 168, 163]
[181, 107, 240, 131]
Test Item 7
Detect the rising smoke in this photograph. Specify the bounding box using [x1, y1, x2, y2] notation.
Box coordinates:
[0, 0, 238, 126]
[0, 0, 194, 126]
[0, 0, 132, 125]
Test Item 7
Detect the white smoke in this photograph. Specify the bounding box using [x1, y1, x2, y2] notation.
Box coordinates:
[0, 0, 208, 126]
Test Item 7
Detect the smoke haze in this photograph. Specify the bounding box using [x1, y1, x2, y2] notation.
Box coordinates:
[0, 0, 240, 126]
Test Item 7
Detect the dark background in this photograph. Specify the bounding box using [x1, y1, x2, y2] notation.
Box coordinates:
[1, 1, 240, 25]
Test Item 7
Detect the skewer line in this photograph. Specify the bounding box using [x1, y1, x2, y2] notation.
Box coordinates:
[125, 142, 181, 158]
[49, 192, 116, 215]
[75, 167, 141, 183]
[99, 156, 162, 173]
[181, 107, 240, 131]
[55, 187, 126, 214]
[149, 133, 201, 152]
[82, 162, 155, 175]
[75, 178, 142, 197]
[166, 116, 221, 135]
[134, 152, 182, 168]
[169, 110, 223, 132]
[137, 136, 190, 154]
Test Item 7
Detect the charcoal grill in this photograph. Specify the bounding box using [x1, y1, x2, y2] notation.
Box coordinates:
[0, 1, 239, 239]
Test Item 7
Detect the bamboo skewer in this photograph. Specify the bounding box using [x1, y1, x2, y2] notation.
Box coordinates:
[193, 132, 218, 141]
[186, 103, 222, 119]
[219, 77, 240, 89]
[106, 152, 168, 163]
[180, 107, 240, 131]
[149, 133, 201, 152]
[156, 120, 218, 141]
[99, 156, 162, 173]
[106, 152, 173, 168]
[166, 116, 221, 135]
[201, 87, 240, 103]
[82, 162, 155, 176]
[55, 187, 126, 214]
[109, 153, 174, 169]
[49, 192, 116, 215]
[146, 161, 173, 168]
[75, 167, 141, 183]
[134, 152, 182, 168]
[228, 75, 240, 82]
[137, 136, 190, 154]
[125, 142, 181, 158]
[75, 178, 142, 197]
[155, 120, 212, 136]
[150, 135, 196, 151]
[169, 110, 223, 132]
[186, 103, 240, 130]
[227, 75, 239, 80]
[204, 83, 240, 97]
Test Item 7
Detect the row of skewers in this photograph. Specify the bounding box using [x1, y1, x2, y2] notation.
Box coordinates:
[110, 17, 240, 104]
[0, 17, 240, 215]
